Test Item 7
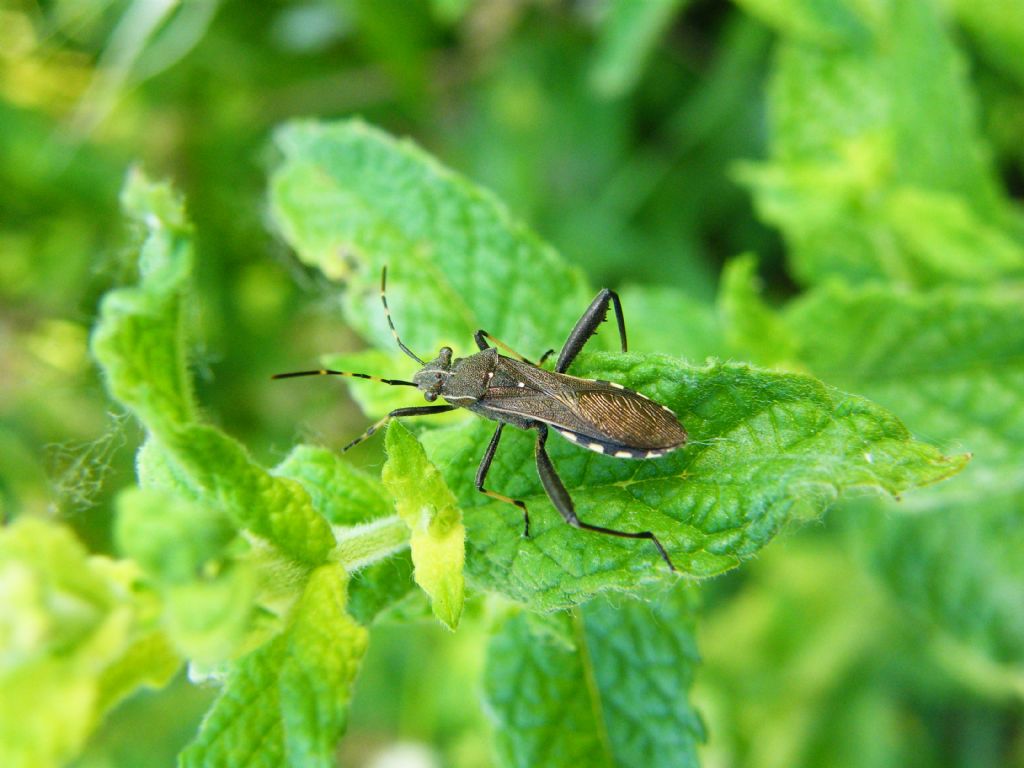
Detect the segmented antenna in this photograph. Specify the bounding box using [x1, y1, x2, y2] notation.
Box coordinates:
[271, 369, 416, 386]
[381, 266, 425, 364]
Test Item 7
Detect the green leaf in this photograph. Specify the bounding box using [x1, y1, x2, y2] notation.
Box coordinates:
[180, 564, 369, 768]
[91, 170, 335, 568]
[273, 446, 421, 627]
[430, 0, 473, 24]
[273, 444, 392, 526]
[718, 254, 800, 368]
[784, 280, 1024, 665]
[786, 282, 1020, 493]
[115, 486, 235, 586]
[589, 0, 691, 98]
[93, 629, 181, 716]
[115, 487, 256, 665]
[848, 497, 1024, 672]
[734, 0, 869, 45]
[269, 118, 594, 357]
[484, 585, 702, 767]
[421, 353, 967, 610]
[346, 551, 417, 626]
[696, 539, 916, 768]
[737, 0, 1024, 286]
[91, 170, 389, 763]
[92, 167, 198, 431]
[382, 420, 466, 630]
[952, 0, 1024, 85]
[0, 517, 179, 768]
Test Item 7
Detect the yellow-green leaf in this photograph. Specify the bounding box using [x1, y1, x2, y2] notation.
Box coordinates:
[382, 420, 465, 630]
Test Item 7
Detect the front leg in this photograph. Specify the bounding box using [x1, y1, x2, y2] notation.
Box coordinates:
[342, 404, 455, 452]
[475, 424, 531, 537]
[554, 289, 627, 373]
[533, 424, 676, 571]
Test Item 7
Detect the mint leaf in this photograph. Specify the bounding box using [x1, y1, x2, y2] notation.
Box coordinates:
[589, 0, 691, 98]
[382, 421, 465, 630]
[484, 585, 702, 767]
[91, 170, 334, 568]
[421, 353, 966, 610]
[735, 0, 868, 45]
[786, 282, 1020, 494]
[93, 167, 198, 430]
[115, 486, 235, 586]
[718, 254, 799, 368]
[346, 552, 417, 626]
[696, 539, 910, 767]
[784, 280, 1024, 664]
[273, 444, 392, 526]
[271, 442, 420, 626]
[269, 119, 594, 357]
[90, 170, 389, 764]
[115, 487, 256, 665]
[181, 564, 368, 767]
[0, 518, 179, 768]
[952, 0, 1024, 85]
[850, 497, 1024, 670]
[737, 0, 1024, 286]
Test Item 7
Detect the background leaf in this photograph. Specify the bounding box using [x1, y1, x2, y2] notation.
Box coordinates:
[589, 0, 692, 98]
[0, 518, 179, 768]
[782, 281, 1024, 666]
[736, 0, 1024, 287]
[484, 585, 703, 767]
[180, 564, 368, 768]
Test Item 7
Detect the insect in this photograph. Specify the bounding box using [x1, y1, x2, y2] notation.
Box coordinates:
[274, 268, 687, 570]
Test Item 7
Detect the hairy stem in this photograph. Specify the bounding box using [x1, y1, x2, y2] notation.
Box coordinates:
[331, 515, 409, 572]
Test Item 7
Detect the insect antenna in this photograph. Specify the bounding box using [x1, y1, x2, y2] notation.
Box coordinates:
[271, 369, 417, 387]
[380, 266, 425, 364]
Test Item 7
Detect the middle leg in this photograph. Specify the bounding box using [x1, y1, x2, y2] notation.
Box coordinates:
[475, 423, 531, 537]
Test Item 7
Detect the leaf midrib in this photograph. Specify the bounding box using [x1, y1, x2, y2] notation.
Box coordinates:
[573, 608, 616, 768]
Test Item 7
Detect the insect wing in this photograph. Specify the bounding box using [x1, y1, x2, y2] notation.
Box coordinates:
[480, 358, 686, 457]
[568, 381, 687, 454]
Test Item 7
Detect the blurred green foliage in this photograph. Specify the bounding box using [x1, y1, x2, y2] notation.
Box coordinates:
[1, 0, 1022, 766]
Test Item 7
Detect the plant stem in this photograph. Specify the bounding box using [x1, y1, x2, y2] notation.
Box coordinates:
[331, 515, 409, 572]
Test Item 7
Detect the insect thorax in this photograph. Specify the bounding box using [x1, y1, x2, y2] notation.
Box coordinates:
[440, 348, 497, 402]
[413, 346, 498, 404]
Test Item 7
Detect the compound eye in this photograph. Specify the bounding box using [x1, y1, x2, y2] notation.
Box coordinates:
[424, 391, 437, 402]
